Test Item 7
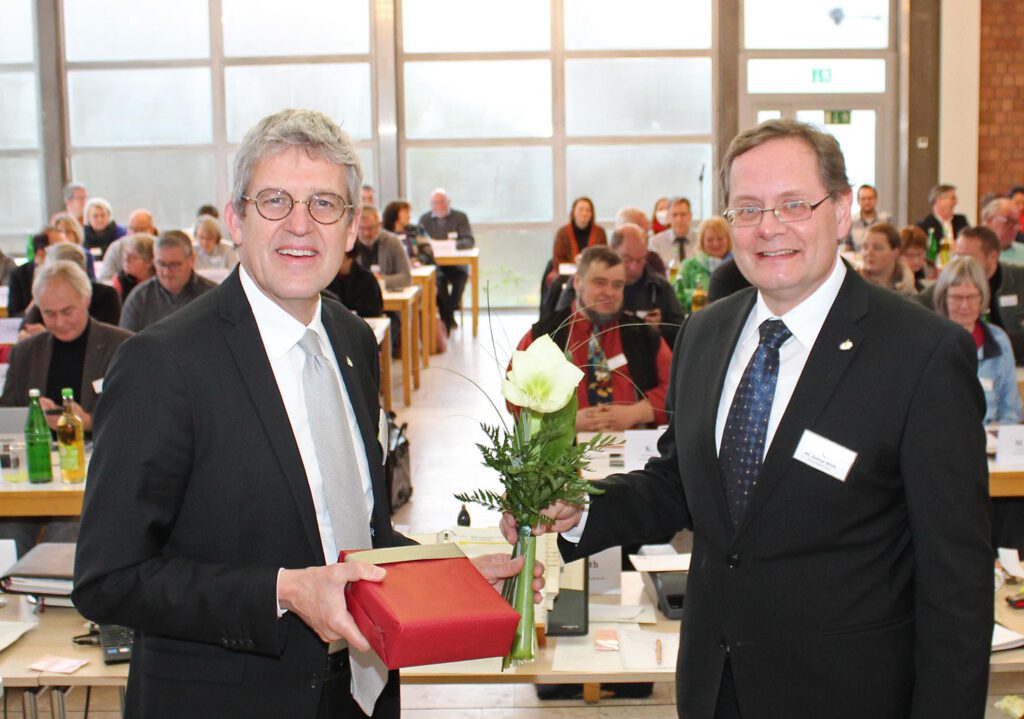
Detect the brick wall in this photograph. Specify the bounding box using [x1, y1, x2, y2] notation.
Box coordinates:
[978, 0, 1024, 199]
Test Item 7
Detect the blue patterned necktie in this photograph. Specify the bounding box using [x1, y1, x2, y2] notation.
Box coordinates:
[720, 319, 792, 526]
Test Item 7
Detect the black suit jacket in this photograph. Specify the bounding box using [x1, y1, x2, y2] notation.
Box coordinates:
[7, 261, 35, 317]
[562, 269, 993, 719]
[73, 269, 406, 718]
[915, 212, 970, 239]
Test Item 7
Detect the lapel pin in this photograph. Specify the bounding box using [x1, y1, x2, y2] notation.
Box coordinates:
[839, 339, 853, 351]
[346, 356, 354, 367]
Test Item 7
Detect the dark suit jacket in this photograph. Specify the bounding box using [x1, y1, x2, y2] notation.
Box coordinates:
[706, 257, 752, 303]
[0, 319, 132, 413]
[73, 269, 407, 718]
[7, 261, 35, 317]
[561, 270, 993, 719]
[915, 212, 970, 239]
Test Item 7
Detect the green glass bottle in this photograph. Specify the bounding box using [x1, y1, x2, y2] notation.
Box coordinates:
[926, 228, 938, 263]
[25, 389, 52, 484]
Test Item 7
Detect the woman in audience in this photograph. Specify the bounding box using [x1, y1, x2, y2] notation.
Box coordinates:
[899, 224, 936, 290]
[112, 233, 156, 302]
[82, 198, 126, 257]
[51, 211, 97, 279]
[552, 197, 606, 272]
[193, 215, 239, 271]
[651, 196, 670, 235]
[674, 217, 733, 312]
[934, 256, 1022, 425]
[858, 223, 916, 296]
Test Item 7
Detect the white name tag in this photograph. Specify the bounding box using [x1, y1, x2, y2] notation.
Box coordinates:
[793, 430, 858, 482]
[997, 425, 1024, 466]
[92, 378, 104, 394]
[1000, 295, 1019, 308]
[981, 377, 995, 392]
[606, 353, 628, 371]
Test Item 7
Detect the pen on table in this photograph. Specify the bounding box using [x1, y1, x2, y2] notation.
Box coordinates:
[655, 638, 663, 665]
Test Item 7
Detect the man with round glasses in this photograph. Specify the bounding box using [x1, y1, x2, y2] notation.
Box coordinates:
[75, 109, 535, 719]
[517, 118, 992, 718]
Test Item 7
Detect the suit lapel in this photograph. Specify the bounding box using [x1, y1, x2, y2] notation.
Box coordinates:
[219, 272, 325, 562]
[80, 320, 104, 408]
[734, 270, 868, 538]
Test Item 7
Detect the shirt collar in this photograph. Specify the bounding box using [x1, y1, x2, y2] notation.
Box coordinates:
[239, 265, 326, 361]
[745, 254, 847, 351]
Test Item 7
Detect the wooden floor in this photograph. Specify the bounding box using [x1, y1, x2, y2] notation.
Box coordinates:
[3, 310, 1010, 717]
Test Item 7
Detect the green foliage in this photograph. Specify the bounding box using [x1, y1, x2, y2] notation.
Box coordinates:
[455, 418, 613, 529]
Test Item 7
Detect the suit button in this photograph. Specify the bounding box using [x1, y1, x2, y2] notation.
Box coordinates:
[726, 553, 741, 568]
[308, 673, 321, 690]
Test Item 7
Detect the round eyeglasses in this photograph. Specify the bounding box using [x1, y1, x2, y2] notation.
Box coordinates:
[724, 195, 832, 228]
[242, 188, 354, 225]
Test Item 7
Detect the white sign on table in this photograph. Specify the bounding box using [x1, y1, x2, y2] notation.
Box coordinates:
[996, 425, 1024, 466]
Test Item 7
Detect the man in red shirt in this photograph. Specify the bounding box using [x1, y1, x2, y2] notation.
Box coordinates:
[516, 246, 671, 432]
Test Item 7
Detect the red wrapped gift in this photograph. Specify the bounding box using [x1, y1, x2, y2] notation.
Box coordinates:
[340, 543, 520, 669]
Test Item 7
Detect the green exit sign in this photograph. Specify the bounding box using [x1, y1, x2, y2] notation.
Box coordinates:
[825, 110, 851, 125]
[811, 67, 833, 83]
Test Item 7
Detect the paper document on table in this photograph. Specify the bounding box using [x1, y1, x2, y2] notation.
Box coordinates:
[993, 623, 1024, 651]
[588, 604, 657, 624]
[0, 319, 20, 346]
[624, 429, 663, 471]
[999, 548, 1024, 578]
[0, 620, 34, 652]
[551, 622, 636, 672]
[628, 553, 691, 572]
[560, 559, 585, 592]
[619, 629, 679, 670]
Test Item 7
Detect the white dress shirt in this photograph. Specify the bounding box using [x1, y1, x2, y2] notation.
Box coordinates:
[564, 255, 847, 543]
[240, 266, 374, 564]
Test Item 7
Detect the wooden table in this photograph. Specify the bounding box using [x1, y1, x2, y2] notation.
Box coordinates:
[364, 317, 393, 413]
[992, 462, 1024, 497]
[382, 286, 421, 406]
[433, 249, 479, 337]
[0, 481, 85, 517]
[411, 265, 437, 367]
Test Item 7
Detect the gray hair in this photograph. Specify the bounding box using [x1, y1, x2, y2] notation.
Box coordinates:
[933, 256, 989, 319]
[721, 119, 850, 205]
[33, 260, 92, 302]
[156, 230, 194, 256]
[193, 215, 223, 242]
[84, 197, 113, 219]
[63, 182, 85, 203]
[982, 198, 1014, 224]
[231, 108, 362, 218]
[928, 184, 957, 207]
[51, 212, 84, 245]
[125, 233, 155, 263]
[44, 242, 88, 272]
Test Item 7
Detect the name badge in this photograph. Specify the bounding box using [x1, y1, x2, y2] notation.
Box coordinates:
[92, 378, 104, 394]
[793, 430, 857, 482]
[1000, 295, 1019, 308]
[606, 353, 628, 371]
[980, 377, 995, 392]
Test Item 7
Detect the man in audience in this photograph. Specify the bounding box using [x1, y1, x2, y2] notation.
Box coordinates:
[650, 196, 695, 267]
[59, 182, 87, 225]
[418, 188, 474, 311]
[360, 184, 376, 206]
[8, 227, 61, 317]
[73, 108, 533, 719]
[614, 205, 668, 275]
[845, 184, 892, 252]
[984, 198, 1024, 265]
[118, 230, 216, 332]
[917, 225, 1024, 359]
[518, 245, 670, 432]
[100, 208, 158, 281]
[514, 118, 993, 718]
[324, 246, 384, 318]
[916, 183, 970, 242]
[1011, 186, 1024, 237]
[0, 261, 131, 556]
[356, 205, 411, 290]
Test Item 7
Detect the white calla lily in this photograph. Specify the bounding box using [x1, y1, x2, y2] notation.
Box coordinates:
[501, 334, 584, 414]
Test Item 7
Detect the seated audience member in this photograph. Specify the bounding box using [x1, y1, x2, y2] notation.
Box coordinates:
[859, 223, 916, 296]
[20, 243, 122, 338]
[119, 230, 216, 333]
[0, 261, 132, 556]
[616, 205, 667, 277]
[8, 228, 60, 317]
[383, 200, 456, 331]
[0, 247, 16, 287]
[517, 246, 670, 432]
[549, 197, 607, 287]
[918, 225, 1024, 359]
[984, 198, 1024, 266]
[98, 208, 157, 282]
[50, 212, 97, 280]
[674, 217, 733, 312]
[418, 188, 474, 311]
[324, 246, 383, 318]
[650, 196, 695, 268]
[651, 196, 669, 235]
[112, 233, 156, 302]
[934, 257, 1022, 425]
[356, 205, 411, 290]
[82, 198, 126, 256]
[360, 184, 375, 207]
[193, 215, 239, 271]
[196, 203, 219, 219]
[899, 225, 936, 291]
[58, 182, 87, 225]
[916, 183, 969, 242]
[845, 184, 893, 252]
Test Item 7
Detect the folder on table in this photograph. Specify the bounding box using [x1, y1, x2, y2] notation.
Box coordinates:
[0, 542, 75, 597]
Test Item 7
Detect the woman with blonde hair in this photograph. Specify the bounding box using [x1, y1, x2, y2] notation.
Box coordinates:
[193, 215, 238, 270]
[673, 217, 732, 312]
